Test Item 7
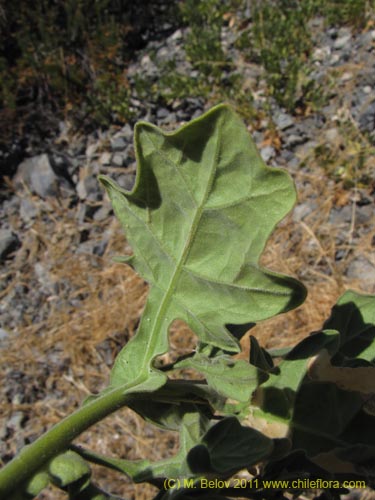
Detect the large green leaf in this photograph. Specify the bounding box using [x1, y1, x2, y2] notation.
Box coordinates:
[99, 104, 306, 392]
[253, 290, 375, 480]
[185, 417, 275, 477]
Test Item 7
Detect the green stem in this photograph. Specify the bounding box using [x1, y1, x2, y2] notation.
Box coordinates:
[0, 385, 132, 498]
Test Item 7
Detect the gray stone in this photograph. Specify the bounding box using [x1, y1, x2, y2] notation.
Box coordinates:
[111, 153, 125, 167]
[347, 256, 375, 287]
[292, 203, 314, 222]
[15, 154, 59, 198]
[76, 175, 100, 201]
[274, 112, 294, 131]
[285, 134, 306, 148]
[0, 230, 19, 261]
[119, 123, 133, 140]
[110, 136, 128, 152]
[329, 206, 352, 225]
[0, 328, 9, 349]
[340, 72, 353, 82]
[260, 146, 275, 162]
[325, 128, 340, 144]
[156, 107, 170, 119]
[358, 101, 375, 134]
[99, 152, 112, 166]
[34, 262, 57, 295]
[334, 34, 351, 50]
[20, 198, 39, 222]
[0, 328, 9, 341]
[93, 201, 113, 222]
[355, 205, 374, 225]
[312, 46, 331, 62]
[330, 53, 341, 65]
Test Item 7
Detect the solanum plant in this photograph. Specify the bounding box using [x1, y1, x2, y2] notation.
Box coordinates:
[1, 104, 375, 500]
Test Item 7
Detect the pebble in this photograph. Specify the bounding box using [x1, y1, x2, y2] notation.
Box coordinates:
[333, 34, 351, 50]
[285, 134, 306, 148]
[347, 256, 375, 289]
[14, 154, 60, 198]
[111, 153, 125, 167]
[260, 146, 275, 162]
[325, 128, 340, 144]
[19, 198, 39, 222]
[110, 136, 128, 151]
[0, 328, 9, 349]
[99, 152, 112, 166]
[0, 229, 19, 261]
[274, 112, 294, 131]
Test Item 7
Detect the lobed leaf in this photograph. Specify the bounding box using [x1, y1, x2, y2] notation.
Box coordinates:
[99, 104, 306, 392]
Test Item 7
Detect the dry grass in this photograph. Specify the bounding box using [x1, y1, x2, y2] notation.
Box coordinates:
[1, 144, 374, 499]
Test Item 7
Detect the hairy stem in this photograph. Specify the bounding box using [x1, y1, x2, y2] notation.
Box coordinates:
[0, 385, 132, 497]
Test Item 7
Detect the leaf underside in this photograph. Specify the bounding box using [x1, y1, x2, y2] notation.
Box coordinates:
[99, 104, 306, 391]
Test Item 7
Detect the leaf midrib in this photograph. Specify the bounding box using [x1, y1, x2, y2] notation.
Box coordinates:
[140, 120, 222, 372]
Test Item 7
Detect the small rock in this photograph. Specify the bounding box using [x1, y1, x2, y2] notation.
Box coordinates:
[358, 101, 375, 134]
[329, 206, 352, 225]
[293, 203, 313, 222]
[325, 128, 340, 144]
[7, 412, 24, 432]
[86, 142, 99, 158]
[110, 136, 128, 152]
[340, 72, 353, 82]
[330, 53, 341, 65]
[119, 123, 133, 140]
[169, 29, 183, 42]
[76, 175, 100, 201]
[156, 107, 170, 120]
[0, 328, 9, 349]
[347, 256, 375, 288]
[274, 112, 294, 131]
[111, 153, 125, 167]
[0, 230, 20, 261]
[334, 34, 351, 50]
[15, 154, 60, 198]
[34, 262, 57, 295]
[285, 134, 306, 148]
[312, 46, 331, 62]
[260, 146, 275, 162]
[20, 198, 39, 222]
[99, 152, 112, 166]
[93, 201, 113, 221]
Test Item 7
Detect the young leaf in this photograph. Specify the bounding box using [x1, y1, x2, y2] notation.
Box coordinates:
[175, 353, 261, 403]
[99, 104, 306, 392]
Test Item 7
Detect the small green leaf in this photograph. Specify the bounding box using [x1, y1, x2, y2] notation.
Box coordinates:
[48, 451, 91, 491]
[99, 104, 306, 392]
[25, 470, 50, 496]
[176, 353, 261, 402]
